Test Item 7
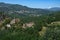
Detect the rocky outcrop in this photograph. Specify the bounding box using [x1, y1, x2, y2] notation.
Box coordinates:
[22, 22, 34, 28]
[10, 18, 20, 24]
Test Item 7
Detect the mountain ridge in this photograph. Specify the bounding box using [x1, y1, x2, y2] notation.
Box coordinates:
[0, 2, 60, 17]
[49, 7, 60, 11]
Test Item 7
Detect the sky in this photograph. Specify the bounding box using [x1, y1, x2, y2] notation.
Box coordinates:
[0, 0, 60, 9]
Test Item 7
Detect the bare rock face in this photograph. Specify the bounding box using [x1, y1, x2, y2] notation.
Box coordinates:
[10, 18, 20, 24]
[15, 18, 20, 23]
[6, 24, 11, 28]
[10, 19, 15, 24]
[22, 22, 34, 28]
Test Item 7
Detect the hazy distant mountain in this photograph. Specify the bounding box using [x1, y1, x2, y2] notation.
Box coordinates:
[49, 7, 60, 11]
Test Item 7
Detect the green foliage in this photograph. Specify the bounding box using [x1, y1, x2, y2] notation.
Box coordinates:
[0, 27, 39, 40]
[0, 11, 60, 40]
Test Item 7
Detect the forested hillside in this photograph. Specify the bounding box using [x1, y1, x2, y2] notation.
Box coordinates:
[0, 11, 60, 40]
[0, 2, 60, 40]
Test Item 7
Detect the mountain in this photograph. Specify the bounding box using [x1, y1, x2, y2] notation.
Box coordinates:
[1, 2, 60, 17]
[49, 7, 60, 11]
[0, 2, 50, 16]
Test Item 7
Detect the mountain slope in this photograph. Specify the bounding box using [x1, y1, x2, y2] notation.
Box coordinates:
[0, 2, 50, 15]
[49, 7, 60, 11]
